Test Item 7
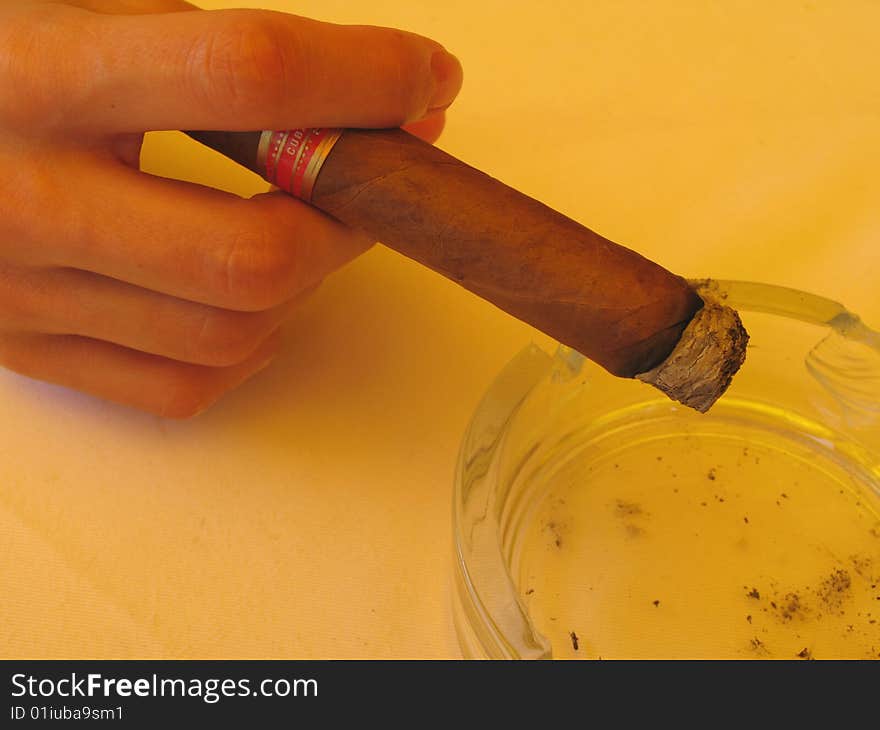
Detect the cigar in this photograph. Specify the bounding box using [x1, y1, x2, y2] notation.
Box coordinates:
[184, 127, 748, 412]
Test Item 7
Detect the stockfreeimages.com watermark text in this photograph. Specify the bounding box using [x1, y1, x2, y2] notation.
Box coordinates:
[11, 672, 317, 705]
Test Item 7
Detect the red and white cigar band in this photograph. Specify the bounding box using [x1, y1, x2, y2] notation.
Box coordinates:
[257, 128, 343, 202]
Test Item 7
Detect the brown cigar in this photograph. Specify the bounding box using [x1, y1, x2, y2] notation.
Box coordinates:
[184, 127, 747, 412]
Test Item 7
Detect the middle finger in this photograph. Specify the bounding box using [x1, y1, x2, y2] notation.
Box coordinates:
[3, 141, 373, 311]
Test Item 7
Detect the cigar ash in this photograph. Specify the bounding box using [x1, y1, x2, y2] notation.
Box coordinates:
[635, 296, 749, 413]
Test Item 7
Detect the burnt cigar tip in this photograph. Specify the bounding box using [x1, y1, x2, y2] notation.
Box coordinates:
[635, 302, 749, 412]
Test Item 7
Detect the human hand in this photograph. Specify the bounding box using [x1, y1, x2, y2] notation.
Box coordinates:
[0, 0, 462, 416]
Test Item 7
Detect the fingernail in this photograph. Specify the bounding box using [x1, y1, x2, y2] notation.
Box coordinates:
[429, 50, 463, 114]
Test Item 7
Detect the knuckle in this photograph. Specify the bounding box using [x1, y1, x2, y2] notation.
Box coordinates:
[0, 332, 34, 376]
[0, 156, 48, 244]
[189, 309, 265, 367]
[213, 226, 298, 310]
[188, 12, 291, 115]
[0, 333, 15, 369]
[0, 6, 98, 130]
[0, 264, 32, 329]
[0, 263, 14, 314]
[0, 12, 45, 128]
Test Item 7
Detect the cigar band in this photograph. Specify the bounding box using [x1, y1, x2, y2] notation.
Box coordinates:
[257, 128, 342, 202]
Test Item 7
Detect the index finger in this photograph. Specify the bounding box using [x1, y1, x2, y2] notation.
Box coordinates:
[4, 4, 462, 134]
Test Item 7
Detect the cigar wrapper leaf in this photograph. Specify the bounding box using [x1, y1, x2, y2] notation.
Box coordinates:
[184, 128, 748, 413]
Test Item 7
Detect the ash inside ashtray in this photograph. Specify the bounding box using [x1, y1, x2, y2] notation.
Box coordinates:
[518, 414, 880, 660]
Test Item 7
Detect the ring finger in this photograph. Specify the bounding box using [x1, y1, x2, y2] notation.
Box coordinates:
[0, 262, 307, 366]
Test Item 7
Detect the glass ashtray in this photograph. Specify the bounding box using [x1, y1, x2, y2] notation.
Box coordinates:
[453, 280, 880, 659]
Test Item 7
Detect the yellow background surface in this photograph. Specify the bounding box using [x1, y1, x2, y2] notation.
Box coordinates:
[1, 0, 878, 658]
